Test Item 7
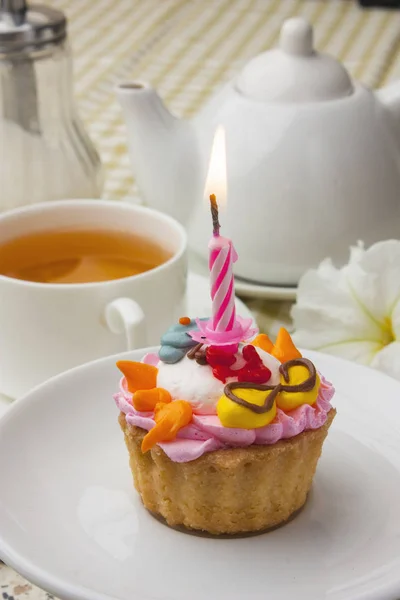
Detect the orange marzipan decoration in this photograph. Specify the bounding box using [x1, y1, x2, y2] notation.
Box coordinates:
[141, 400, 193, 453]
[179, 316, 191, 325]
[251, 329, 301, 362]
[133, 387, 171, 411]
[116, 360, 158, 393]
[271, 328, 302, 363]
[252, 333, 274, 353]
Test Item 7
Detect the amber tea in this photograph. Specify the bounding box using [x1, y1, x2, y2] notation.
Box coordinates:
[0, 229, 172, 284]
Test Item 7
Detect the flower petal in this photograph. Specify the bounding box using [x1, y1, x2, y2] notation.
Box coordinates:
[307, 340, 382, 365]
[370, 342, 400, 381]
[391, 301, 400, 339]
[343, 240, 400, 327]
[292, 256, 383, 350]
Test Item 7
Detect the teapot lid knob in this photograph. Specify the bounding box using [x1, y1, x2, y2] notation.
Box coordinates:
[236, 17, 354, 103]
[279, 17, 313, 56]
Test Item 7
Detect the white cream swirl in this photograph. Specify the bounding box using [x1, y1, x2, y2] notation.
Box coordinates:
[156, 346, 281, 414]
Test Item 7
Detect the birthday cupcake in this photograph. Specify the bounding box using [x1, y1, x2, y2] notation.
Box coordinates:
[115, 320, 335, 535]
[114, 196, 335, 535]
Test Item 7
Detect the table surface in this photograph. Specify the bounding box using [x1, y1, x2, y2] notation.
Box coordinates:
[2, 0, 400, 596]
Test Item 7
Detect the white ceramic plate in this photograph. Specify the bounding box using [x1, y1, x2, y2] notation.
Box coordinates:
[1, 350, 400, 600]
[189, 251, 297, 301]
[0, 271, 253, 414]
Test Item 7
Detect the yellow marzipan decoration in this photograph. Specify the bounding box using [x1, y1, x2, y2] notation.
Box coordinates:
[217, 388, 277, 429]
[277, 365, 320, 411]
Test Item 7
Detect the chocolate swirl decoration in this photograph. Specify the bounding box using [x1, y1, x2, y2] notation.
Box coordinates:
[224, 358, 317, 414]
[187, 343, 208, 365]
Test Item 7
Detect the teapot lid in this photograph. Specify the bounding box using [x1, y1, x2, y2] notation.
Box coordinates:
[236, 17, 354, 103]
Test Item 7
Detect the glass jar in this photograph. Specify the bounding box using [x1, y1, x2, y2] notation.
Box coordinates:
[0, 1, 103, 212]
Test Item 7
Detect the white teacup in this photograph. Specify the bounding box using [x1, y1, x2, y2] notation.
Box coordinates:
[0, 200, 187, 398]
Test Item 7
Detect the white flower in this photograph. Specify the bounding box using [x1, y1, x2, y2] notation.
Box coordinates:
[292, 240, 400, 381]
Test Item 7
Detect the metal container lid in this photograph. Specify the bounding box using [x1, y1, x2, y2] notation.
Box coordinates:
[0, 0, 66, 53]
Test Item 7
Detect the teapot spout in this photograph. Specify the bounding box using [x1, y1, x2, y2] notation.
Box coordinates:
[117, 82, 199, 224]
[377, 81, 400, 120]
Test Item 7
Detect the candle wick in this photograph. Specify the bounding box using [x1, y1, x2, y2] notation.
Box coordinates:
[210, 193, 220, 236]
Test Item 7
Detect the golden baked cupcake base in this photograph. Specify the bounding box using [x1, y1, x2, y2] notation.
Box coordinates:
[148, 500, 307, 538]
[119, 408, 336, 535]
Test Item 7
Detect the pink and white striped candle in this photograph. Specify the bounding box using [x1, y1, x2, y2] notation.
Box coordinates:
[188, 132, 257, 347]
[209, 194, 238, 332]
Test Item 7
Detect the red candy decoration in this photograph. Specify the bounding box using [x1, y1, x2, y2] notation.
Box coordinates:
[207, 344, 272, 384]
[212, 365, 233, 383]
[242, 344, 260, 363]
[206, 346, 236, 367]
[237, 366, 271, 383]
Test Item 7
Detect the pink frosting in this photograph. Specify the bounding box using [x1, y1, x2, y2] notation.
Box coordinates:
[114, 377, 334, 463]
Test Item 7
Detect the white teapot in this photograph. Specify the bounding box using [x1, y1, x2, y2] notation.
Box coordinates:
[117, 17, 400, 286]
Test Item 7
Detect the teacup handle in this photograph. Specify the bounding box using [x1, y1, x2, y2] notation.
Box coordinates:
[104, 297, 146, 350]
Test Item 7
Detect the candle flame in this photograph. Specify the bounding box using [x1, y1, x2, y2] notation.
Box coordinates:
[204, 126, 227, 207]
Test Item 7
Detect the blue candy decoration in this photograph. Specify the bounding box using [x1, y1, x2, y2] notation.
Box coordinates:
[159, 346, 186, 364]
[161, 331, 197, 349]
[159, 318, 208, 364]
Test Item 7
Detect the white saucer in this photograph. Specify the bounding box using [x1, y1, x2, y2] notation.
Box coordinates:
[189, 252, 297, 301]
[0, 272, 253, 414]
[1, 349, 400, 600]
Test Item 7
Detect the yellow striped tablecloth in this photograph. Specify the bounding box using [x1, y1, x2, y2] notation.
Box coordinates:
[1, 1, 400, 593]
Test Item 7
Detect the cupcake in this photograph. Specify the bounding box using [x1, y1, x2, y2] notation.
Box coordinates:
[115, 186, 335, 534]
[114, 319, 335, 535]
